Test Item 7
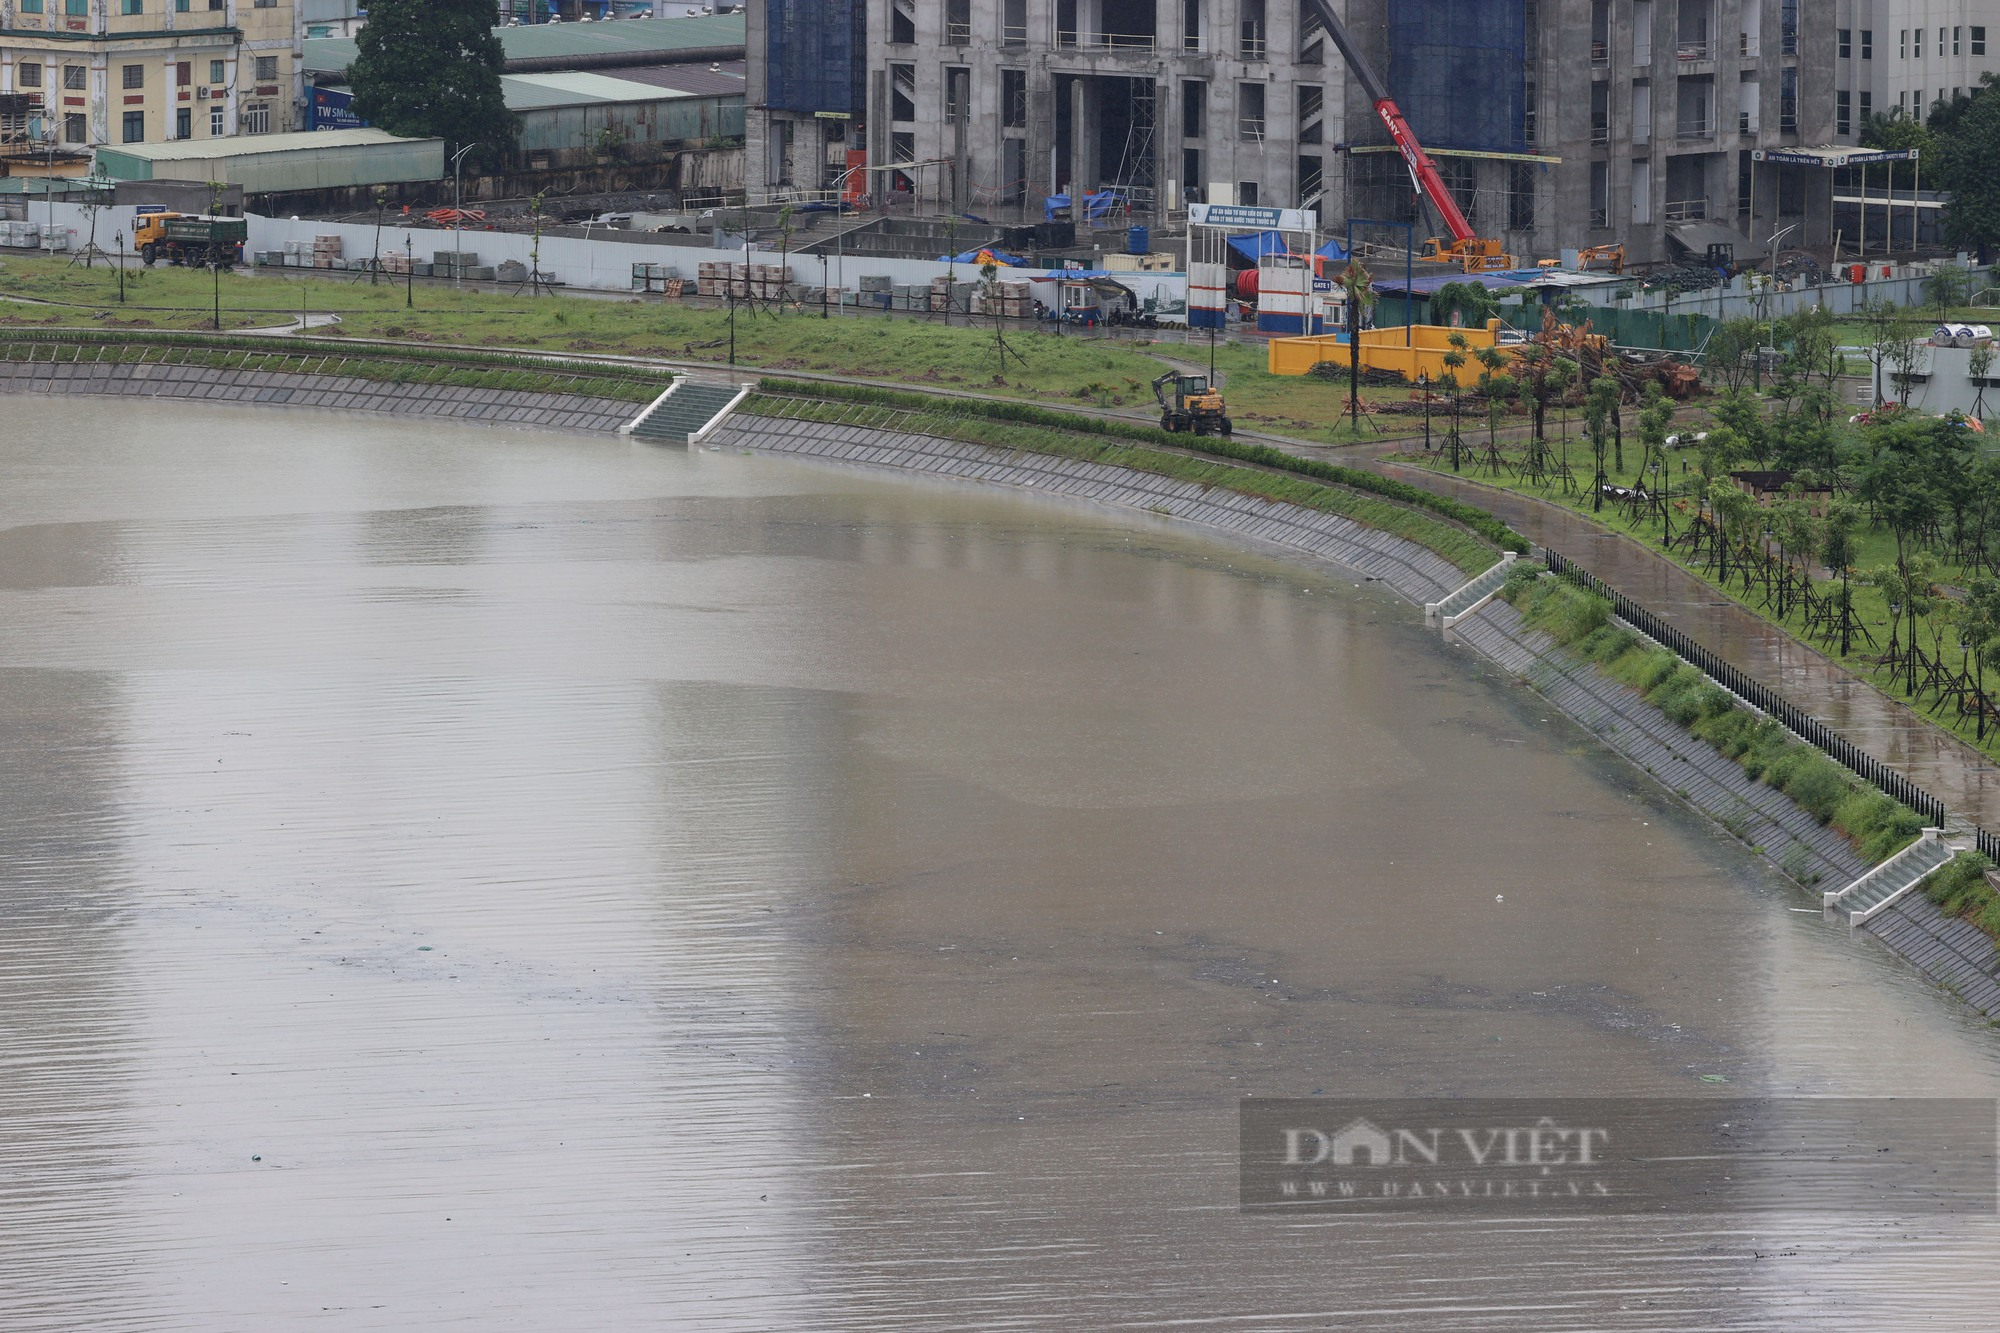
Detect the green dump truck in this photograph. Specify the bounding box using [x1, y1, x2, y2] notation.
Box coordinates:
[133, 212, 248, 269]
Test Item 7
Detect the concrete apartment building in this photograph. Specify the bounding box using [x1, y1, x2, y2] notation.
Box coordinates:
[0, 0, 303, 158]
[1832, 2, 2000, 136]
[749, 1, 1836, 266]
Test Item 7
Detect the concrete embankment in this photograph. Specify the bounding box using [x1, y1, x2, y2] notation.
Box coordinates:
[0, 357, 639, 434]
[710, 413, 2000, 1019]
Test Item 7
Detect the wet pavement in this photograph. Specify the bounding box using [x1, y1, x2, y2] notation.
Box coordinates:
[1338, 449, 2000, 831]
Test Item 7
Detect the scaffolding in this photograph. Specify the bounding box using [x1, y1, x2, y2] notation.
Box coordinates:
[1388, 0, 1527, 154]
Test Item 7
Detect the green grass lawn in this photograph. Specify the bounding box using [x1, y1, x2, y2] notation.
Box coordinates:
[0, 254, 1395, 446]
[1402, 432, 2000, 762]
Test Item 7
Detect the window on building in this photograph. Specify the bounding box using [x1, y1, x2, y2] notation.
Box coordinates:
[18, 64, 41, 88]
[1182, 80, 1205, 138]
[1859, 90, 1872, 122]
[254, 56, 277, 82]
[253, 0, 278, 7]
[1781, 0, 1797, 56]
[65, 0, 86, 14]
[243, 102, 270, 134]
[210, 105, 224, 136]
[1975, 28, 1988, 57]
[123, 111, 145, 143]
[63, 66, 85, 91]
[1915, 29, 1923, 59]
[177, 0, 190, 11]
[891, 130, 914, 163]
[1839, 29, 1851, 60]
[210, 0, 224, 9]
[1589, 161, 1608, 228]
[1861, 30, 1872, 59]
[123, 66, 144, 90]
[1523, 77, 1538, 145]
[1298, 83, 1322, 143]
[1239, 0, 1267, 61]
[176, 107, 190, 138]
[945, 0, 970, 46]
[1002, 0, 1026, 47]
[1632, 158, 1652, 224]
[1002, 70, 1027, 129]
[210, 60, 225, 84]
[64, 113, 85, 142]
[1298, 154, 1322, 202]
[20, 0, 42, 13]
[1507, 162, 1536, 231]
[889, 2, 915, 45]
[1236, 180, 1258, 205]
[1900, 30, 1907, 59]
[1181, 0, 1200, 53]
[1941, 28, 1948, 57]
[1632, 80, 1651, 143]
[889, 63, 915, 121]
[1780, 66, 1797, 133]
[122, 0, 143, 14]
[1836, 89, 1851, 136]
[1590, 83, 1609, 142]
[943, 66, 969, 124]
[1238, 82, 1265, 140]
[1182, 149, 1201, 199]
[1955, 26, 1963, 56]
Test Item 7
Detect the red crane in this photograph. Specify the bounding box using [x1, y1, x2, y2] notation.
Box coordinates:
[1303, 0, 1513, 271]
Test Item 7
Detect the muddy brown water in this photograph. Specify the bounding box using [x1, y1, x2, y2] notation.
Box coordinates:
[4, 398, 2000, 1330]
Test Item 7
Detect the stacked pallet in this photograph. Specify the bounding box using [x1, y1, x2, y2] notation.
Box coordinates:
[430, 249, 482, 279]
[312, 234, 343, 268]
[1, 221, 41, 248]
[632, 261, 682, 292]
[696, 260, 728, 297]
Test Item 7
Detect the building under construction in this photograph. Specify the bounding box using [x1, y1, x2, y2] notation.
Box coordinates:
[747, 1, 1835, 267]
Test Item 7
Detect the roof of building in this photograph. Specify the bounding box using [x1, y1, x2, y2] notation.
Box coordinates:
[99, 127, 429, 164]
[300, 0, 363, 20]
[500, 71, 696, 110]
[304, 14, 746, 77]
[595, 60, 746, 96]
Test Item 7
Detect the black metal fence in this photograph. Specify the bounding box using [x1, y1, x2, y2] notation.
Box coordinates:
[1979, 827, 2000, 864]
[1543, 548, 1952, 829]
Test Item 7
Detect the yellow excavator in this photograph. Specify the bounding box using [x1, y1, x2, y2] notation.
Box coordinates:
[1153, 372, 1232, 436]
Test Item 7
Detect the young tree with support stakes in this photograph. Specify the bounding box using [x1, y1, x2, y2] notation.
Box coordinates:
[1441, 332, 1468, 472]
[1471, 343, 1513, 469]
[1584, 375, 1618, 510]
[1819, 498, 1867, 658]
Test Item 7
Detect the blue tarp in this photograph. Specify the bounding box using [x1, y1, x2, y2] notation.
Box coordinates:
[1225, 230, 1291, 262]
[1225, 234, 1350, 264]
[1043, 191, 1128, 221]
[943, 249, 1026, 265]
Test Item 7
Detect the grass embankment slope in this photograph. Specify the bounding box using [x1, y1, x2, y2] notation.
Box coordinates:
[1403, 424, 2000, 764]
[1504, 566, 1926, 874]
[747, 378, 1523, 577]
[0, 254, 1400, 445]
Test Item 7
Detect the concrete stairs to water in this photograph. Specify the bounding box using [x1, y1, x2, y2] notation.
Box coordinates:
[623, 379, 752, 445]
[1426, 553, 1517, 629]
[1822, 829, 1954, 928]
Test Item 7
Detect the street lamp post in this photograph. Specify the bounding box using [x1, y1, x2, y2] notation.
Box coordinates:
[450, 143, 480, 290]
[116, 233, 125, 304]
[405, 232, 414, 308]
[1419, 371, 1431, 452]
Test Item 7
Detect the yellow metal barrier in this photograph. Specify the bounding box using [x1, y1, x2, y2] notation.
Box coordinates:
[1267, 319, 1518, 382]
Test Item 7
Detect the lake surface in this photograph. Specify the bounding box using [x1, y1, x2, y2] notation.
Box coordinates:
[4, 398, 2000, 1329]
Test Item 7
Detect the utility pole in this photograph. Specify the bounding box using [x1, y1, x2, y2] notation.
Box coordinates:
[405, 231, 414, 308]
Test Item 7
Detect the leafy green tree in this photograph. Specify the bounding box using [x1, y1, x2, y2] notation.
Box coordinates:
[1859, 109, 1937, 191]
[1926, 263, 1973, 321]
[1702, 316, 1763, 393]
[1932, 76, 2000, 251]
[350, 0, 518, 169]
[1430, 281, 1498, 330]
[1471, 343, 1513, 457]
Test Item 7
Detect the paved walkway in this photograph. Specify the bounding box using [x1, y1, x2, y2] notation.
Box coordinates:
[1341, 453, 2000, 831]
